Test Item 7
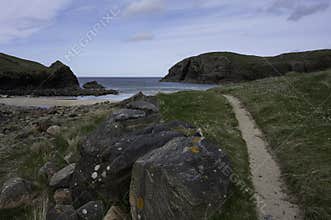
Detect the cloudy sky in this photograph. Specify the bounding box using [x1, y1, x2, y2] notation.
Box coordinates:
[1, 0, 330, 77]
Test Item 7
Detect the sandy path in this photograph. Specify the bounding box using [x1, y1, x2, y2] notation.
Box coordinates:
[0, 97, 111, 107]
[224, 95, 301, 220]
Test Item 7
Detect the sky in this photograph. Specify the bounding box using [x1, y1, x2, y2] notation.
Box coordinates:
[0, 0, 330, 77]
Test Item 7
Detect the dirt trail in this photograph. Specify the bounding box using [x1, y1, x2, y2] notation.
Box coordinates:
[224, 95, 301, 220]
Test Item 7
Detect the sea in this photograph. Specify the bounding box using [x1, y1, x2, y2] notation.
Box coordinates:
[78, 77, 217, 101]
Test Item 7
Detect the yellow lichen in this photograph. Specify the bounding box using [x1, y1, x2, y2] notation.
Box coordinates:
[192, 136, 201, 144]
[190, 146, 200, 154]
[137, 197, 144, 209]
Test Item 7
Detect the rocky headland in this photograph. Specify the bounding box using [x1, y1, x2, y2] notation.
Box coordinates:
[0, 53, 118, 96]
[161, 49, 331, 84]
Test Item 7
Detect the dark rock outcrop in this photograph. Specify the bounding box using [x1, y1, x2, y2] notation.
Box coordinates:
[0, 53, 118, 96]
[130, 136, 231, 220]
[161, 49, 331, 84]
[82, 81, 105, 90]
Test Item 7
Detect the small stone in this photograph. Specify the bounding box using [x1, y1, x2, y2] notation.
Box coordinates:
[94, 165, 101, 171]
[103, 205, 130, 220]
[101, 171, 107, 178]
[47, 125, 61, 136]
[0, 178, 34, 209]
[38, 161, 58, 180]
[91, 172, 98, 179]
[46, 204, 77, 220]
[54, 188, 72, 205]
[49, 164, 76, 187]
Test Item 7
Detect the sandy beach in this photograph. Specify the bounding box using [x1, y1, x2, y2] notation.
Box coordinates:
[0, 96, 111, 107]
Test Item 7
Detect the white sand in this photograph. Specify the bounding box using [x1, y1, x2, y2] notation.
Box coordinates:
[224, 95, 301, 220]
[0, 97, 111, 107]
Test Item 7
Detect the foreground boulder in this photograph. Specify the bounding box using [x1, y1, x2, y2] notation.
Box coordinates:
[70, 94, 194, 205]
[130, 136, 231, 220]
[70, 120, 192, 205]
[0, 178, 34, 209]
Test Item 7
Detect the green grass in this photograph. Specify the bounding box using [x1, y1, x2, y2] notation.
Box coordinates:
[214, 69, 331, 220]
[158, 91, 258, 220]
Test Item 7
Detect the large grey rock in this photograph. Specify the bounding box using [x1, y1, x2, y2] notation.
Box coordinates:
[0, 177, 34, 209]
[50, 164, 76, 187]
[46, 204, 77, 220]
[70, 121, 193, 205]
[76, 201, 104, 220]
[126, 101, 159, 113]
[112, 109, 146, 121]
[130, 136, 231, 220]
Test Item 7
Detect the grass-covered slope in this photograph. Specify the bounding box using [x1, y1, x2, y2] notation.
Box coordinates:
[158, 91, 258, 220]
[215, 69, 331, 220]
[0, 53, 48, 73]
[0, 53, 79, 90]
[162, 49, 331, 84]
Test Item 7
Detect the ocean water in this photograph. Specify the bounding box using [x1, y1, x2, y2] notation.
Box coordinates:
[78, 77, 217, 101]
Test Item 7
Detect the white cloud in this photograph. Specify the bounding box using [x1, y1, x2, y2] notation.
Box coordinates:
[123, 0, 164, 16]
[127, 32, 154, 42]
[268, 0, 330, 21]
[0, 0, 72, 43]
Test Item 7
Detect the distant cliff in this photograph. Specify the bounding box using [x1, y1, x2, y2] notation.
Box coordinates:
[161, 50, 331, 84]
[0, 53, 117, 96]
[0, 53, 80, 90]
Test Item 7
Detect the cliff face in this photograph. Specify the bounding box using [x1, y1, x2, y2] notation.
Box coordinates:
[161, 50, 331, 84]
[0, 53, 79, 90]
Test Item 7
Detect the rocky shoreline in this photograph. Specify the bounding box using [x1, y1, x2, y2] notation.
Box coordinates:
[0, 87, 118, 97]
[0, 93, 231, 220]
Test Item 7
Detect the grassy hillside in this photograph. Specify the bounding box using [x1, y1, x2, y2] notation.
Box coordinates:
[214, 69, 331, 220]
[158, 91, 258, 220]
[0, 53, 48, 74]
[162, 49, 331, 83]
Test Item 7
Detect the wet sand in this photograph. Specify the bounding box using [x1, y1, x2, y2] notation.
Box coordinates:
[0, 97, 112, 107]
